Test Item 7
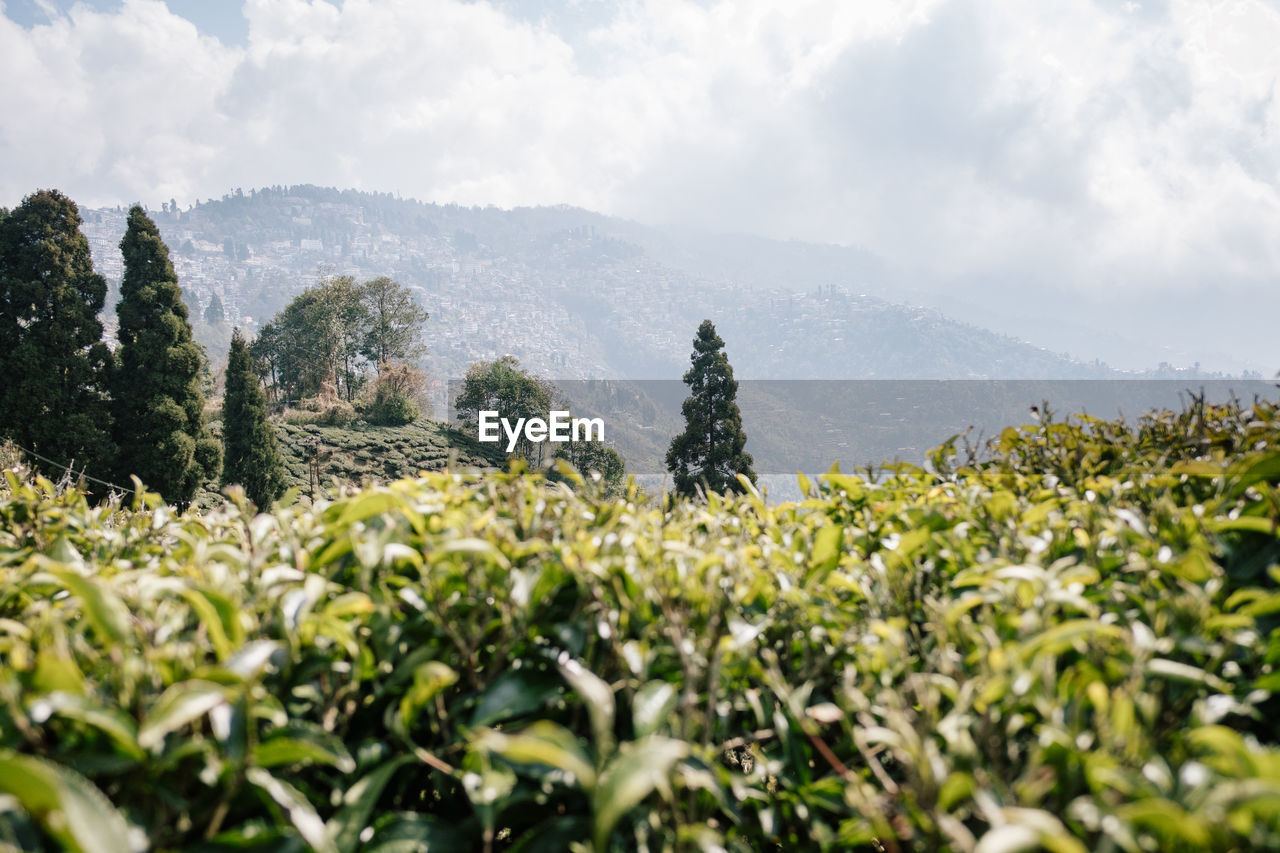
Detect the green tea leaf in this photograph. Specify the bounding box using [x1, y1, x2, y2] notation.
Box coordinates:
[631, 681, 678, 740]
[48, 569, 131, 646]
[592, 737, 687, 851]
[0, 751, 133, 853]
[138, 679, 229, 751]
[478, 720, 597, 789]
[329, 757, 415, 853]
[246, 767, 337, 853]
[559, 658, 615, 763]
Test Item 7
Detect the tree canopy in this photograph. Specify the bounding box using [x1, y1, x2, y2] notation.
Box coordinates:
[361, 275, 429, 367]
[0, 189, 114, 487]
[455, 355, 556, 465]
[250, 275, 428, 404]
[222, 330, 286, 507]
[111, 205, 220, 505]
[553, 438, 626, 497]
[665, 320, 756, 497]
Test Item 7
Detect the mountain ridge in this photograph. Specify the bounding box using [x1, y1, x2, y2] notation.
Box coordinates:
[77, 185, 1139, 382]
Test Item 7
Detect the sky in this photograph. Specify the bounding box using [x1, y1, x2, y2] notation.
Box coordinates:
[2, 0, 1279, 373]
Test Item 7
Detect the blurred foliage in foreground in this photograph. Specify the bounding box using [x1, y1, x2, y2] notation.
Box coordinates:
[2, 397, 1280, 852]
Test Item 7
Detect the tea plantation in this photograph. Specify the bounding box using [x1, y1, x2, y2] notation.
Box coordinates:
[1, 398, 1279, 852]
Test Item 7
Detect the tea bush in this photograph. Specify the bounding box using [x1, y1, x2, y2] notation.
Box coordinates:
[1, 399, 1279, 851]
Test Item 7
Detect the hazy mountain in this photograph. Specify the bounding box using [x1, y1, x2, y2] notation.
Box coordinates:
[78, 186, 1128, 382]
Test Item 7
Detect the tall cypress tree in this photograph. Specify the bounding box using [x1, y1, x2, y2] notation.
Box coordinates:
[0, 189, 114, 485]
[112, 205, 221, 505]
[222, 330, 285, 508]
[665, 320, 756, 497]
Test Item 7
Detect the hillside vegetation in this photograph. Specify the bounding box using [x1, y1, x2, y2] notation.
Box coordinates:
[1, 398, 1279, 851]
[83, 186, 1117, 379]
[273, 419, 506, 492]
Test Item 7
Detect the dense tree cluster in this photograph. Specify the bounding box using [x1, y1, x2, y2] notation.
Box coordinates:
[456, 355, 628, 487]
[250, 275, 428, 404]
[0, 189, 274, 507]
[0, 190, 115, 490]
[552, 438, 626, 496]
[0, 186, 638, 508]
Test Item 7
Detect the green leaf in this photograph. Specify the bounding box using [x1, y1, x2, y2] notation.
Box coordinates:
[48, 569, 131, 646]
[1210, 516, 1279, 537]
[253, 736, 356, 774]
[1021, 619, 1124, 662]
[29, 693, 143, 761]
[631, 681, 678, 740]
[329, 756, 415, 853]
[508, 816, 591, 853]
[808, 524, 842, 584]
[1227, 450, 1280, 497]
[440, 537, 511, 568]
[0, 751, 133, 853]
[361, 812, 474, 852]
[336, 489, 404, 526]
[179, 587, 240, 661]
[592, 736, 688, 852]
[138, 679, 229, 751]
[246, 766, 338, 853]
[1169, 460, 1223, 478]
[477, 720, 597, 789]
[32, 650, 85, 696]
[1146, 658, 1231, 692]
[225, 639, 282, 681]
[470, 668, 561, 729]
[399, 661, 459, 729]
[558, 658, 615, 763]
[1115, 798, 1210, 847]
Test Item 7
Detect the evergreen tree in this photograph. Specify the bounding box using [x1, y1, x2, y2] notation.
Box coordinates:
[665, 320, 756, 497]
[0, 189, 114, 485]
[221, 330, 286, 507]
[112, 205, 221, 505]
[204, 292, 225, 326]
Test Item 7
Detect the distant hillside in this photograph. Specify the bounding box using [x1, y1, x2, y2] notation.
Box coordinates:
[80, 186, 1117, 380]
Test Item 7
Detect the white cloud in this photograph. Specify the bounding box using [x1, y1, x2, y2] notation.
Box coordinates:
[3, 0, 1280, 368]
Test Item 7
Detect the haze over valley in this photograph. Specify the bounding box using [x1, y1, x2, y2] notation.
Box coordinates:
[78, 186, 1218, 385]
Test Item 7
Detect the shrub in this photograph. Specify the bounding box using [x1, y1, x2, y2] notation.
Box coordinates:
[284, 399, 357, 427]
[0, 399, 1278, 851]
[365, 390, 417, 426]
[364, 361, 426, 426]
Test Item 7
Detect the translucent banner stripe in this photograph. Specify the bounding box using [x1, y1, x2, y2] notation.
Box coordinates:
[446, 379, 1278, 477]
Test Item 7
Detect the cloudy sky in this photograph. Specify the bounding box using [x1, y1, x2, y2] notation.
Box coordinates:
[3, 0, 1279, 372]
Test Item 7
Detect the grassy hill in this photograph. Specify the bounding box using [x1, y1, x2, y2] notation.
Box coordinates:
[272, 418, 506, 494]
[194, 417, 506, 508]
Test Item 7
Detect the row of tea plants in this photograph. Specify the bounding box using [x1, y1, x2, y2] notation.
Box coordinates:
[1, 397, 1279, 851]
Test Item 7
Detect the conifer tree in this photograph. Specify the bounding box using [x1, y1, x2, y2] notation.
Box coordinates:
[222, 330, 285, 507]
[204, 292, 225, 326]
[112, 205, 221, 504]
[665, 320, 756, 497]
[0, 190, 114, 485]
